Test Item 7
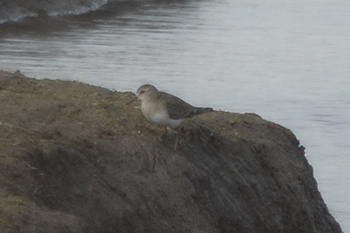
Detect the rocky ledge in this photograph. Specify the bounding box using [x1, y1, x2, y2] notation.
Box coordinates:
[0, 70, 343, 233]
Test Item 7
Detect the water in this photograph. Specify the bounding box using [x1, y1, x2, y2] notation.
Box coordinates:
[1, 0, 349, 231]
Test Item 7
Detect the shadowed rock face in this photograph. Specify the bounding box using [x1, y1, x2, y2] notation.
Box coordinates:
[0, 70, 343, 233]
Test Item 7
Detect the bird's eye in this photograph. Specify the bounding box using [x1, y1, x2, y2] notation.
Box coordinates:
[140, 90, 145, 94]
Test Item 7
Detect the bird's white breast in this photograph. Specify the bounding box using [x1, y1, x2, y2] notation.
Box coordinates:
[141, 101, 183, 128]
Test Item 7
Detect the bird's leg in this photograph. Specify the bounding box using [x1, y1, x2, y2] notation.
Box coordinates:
[174, 133, 180, 150]
[157, 127, 181, 150]
[173, 127, 184, 150]
[158, 126, 168, 141]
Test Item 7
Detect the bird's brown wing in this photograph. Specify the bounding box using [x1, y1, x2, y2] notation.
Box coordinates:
[158, 92, 195, 120]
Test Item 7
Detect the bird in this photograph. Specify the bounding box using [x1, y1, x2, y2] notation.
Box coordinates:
[135, 84, 213, 148]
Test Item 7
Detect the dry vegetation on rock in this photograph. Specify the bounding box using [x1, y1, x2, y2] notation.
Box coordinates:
[0, 70, 343, 233]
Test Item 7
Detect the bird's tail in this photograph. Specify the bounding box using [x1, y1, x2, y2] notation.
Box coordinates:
[190, 107, 214, 117]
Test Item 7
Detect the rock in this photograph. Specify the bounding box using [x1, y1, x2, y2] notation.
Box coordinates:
[0, 70, 343, 233]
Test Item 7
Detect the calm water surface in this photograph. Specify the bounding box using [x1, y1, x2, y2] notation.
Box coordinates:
[1, 0, 349, 230]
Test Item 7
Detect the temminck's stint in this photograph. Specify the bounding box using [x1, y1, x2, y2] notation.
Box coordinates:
[135, 84, 213, 148]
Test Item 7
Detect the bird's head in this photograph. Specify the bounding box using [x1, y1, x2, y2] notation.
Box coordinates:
[136, 84, 158, 102]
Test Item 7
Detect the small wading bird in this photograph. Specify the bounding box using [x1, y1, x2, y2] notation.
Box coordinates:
[134, 84, 213, 149]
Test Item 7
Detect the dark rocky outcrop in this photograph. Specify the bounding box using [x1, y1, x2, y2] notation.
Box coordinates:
[0, 70, 343, 233]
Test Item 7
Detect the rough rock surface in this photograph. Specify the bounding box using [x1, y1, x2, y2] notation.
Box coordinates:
[0, 70, 343, 233]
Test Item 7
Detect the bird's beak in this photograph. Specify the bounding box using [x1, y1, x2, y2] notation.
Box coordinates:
[126, 96, 138, 105]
